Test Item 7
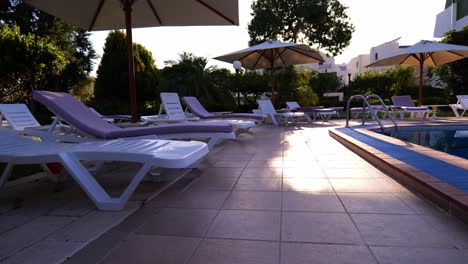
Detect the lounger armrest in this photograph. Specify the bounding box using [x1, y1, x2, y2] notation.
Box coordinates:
[22, 127, 100, 143]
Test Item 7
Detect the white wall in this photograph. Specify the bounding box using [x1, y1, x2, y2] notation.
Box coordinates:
[347, 54, 370, 78]
[367, 38, 401, 71]
[434, 2, 468, 37]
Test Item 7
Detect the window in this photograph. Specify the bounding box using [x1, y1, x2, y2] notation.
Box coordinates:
[356, 61, 359, 68]
[375, 53, 378, 60]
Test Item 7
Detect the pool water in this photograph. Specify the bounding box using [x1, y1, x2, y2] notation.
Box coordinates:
[382, 127, 468, 160]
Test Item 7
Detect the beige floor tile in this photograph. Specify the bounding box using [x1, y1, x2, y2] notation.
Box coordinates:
[208, 153, 253, 161]
[48, 202, 138, 242]
[282, 178, 333, 192]
[0, 216, 75, 260]
[247, 159, 283, 168]
[48, 200, 95, 217]
[371, 246, 467, 264]
[338, 193, 415, 214]
[281, 212, 363, 244]
[282, 167, 325, 178]
[135, 208, 217, 237]
[323, 168, 374, 179]
[0, 207, 52, 234]
[317, 160, 360, 169]
[377, 178, 410, 192]
[207, 210, 281, 241]
[250, 153, 283, 160]
[5, 121, 468, 264]
[223, 191, 281, 211]
[148, 189, 231, 209]
[241, 168, 283, 178]
[422, 213, 468, 249]
[100, 234, 199, 264]
[188, 177, 238, 191]
[62, 230, 130, 264]
[200, 167, 243, 178]
[2, 240, 84, 264]
[213, 160, 249, 168]
[189, 239, 279, 264]
[282, 192, 345, 212]
[281, 243, 376, 264]
[235, 178, 282, 191]
[329, 179, 389, 193]
[352, 214, 454, 247]
[393, 192, 446, 216]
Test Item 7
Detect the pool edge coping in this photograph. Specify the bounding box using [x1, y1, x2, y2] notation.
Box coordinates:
[329, 127, 468, 224]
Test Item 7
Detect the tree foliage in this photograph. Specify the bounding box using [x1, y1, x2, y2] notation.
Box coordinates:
[0, 0, 96, 92]
[352, 67, 417, 100]
[159, 52, 235, 111]
[94, 30, 159, 115]
[248, 0, 354, 56]
[235, 70, 270, 111]
[0, 25, 67, 103]
[435, 25, 468, 98]
[310, 71, 343, 96]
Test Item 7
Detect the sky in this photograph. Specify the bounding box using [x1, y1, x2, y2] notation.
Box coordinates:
[89, 0, 447, 73]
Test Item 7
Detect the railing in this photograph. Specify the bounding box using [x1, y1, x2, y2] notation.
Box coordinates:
[345, 94, 397, 133]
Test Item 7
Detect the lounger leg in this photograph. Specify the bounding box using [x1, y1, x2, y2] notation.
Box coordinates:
[450, 105, 460, 117]
[270, 114, 278, 126]
[0, 163, 14, 188]
[206, 136, 220, 150]
[58, 152, 153, 211]
[312, 113, 318, 122]
[88, 161, 105, 176]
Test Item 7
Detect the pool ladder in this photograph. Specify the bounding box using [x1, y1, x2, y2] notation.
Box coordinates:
[345, 94, 398, 133]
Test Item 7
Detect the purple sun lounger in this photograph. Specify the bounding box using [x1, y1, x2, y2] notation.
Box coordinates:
[391, 95, 429, 119]
[32, 91, 236, 149]
[181, 96, 265, 122]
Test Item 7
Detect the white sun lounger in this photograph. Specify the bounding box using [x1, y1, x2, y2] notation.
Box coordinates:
[143, 92, 256, 131]
[0, 129, 209, 211]
[257, 99, 307, 126]
[0, 103, 81, 142]
[32, 91, 236, 149]
[286, 101, 338, 122]
[449, 95, 468, 118]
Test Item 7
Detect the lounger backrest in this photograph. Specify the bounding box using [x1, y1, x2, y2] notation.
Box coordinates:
[286, 101, 301, 109]
[257, 99, 277, 114]
[0, 104, 41, 131]
[181, 96, 214, 119]
[391, 95, 416, 107]
[160, 93, 187, 120]
[456, 95, 468, 108]
[33, 90, 120, 138]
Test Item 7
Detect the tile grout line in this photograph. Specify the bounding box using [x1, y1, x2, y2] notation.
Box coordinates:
[184, 142, 251, 264]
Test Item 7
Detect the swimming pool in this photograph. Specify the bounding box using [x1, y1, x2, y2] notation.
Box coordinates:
[382, 126, 468, 159]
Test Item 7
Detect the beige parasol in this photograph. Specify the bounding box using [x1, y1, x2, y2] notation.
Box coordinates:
[25, 0, 239, 121]
[366, 40, 468, 106]
[214, 40, 324, 106]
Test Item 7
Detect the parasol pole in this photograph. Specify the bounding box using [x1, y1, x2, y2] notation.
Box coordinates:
[418, 59, 423, 106]
[124, 1, 138, 122]
[271, 61, 275, 106]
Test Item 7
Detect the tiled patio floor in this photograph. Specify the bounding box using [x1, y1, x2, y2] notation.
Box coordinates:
[2, 121, 468, 263]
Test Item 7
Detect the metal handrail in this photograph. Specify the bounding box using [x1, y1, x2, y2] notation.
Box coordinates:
[366, 94, 398, 133]
[345, 94, 398, 133]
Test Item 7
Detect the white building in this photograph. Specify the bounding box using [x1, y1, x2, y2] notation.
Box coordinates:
[346, 54, 370, 81]
[300, 1, 468, 92]
[434, 0, 468, 37]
